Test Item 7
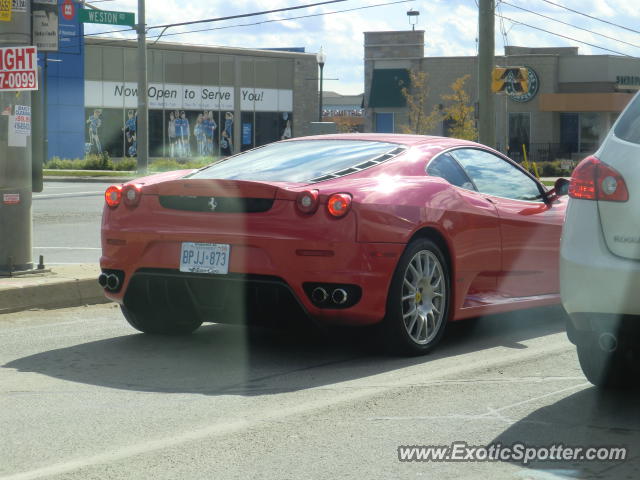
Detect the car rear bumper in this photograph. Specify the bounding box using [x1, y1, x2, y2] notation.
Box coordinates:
[100, 233, 405, 326]
[560, 200, 640, 317]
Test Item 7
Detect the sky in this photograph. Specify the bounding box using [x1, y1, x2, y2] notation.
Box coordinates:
[82, 0, 640, 95]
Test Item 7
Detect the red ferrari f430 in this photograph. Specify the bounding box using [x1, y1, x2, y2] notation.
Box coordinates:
[99, 134, 569, 355]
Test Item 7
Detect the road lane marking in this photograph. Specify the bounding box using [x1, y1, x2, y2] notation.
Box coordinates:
[33, 192, 103, 199]
[0, 336, 575, 480]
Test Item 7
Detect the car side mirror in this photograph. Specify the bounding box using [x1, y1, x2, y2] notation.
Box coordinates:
[554, 177, 570, 197]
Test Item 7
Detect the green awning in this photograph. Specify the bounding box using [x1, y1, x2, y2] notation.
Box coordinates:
[368, 69, 410, 108]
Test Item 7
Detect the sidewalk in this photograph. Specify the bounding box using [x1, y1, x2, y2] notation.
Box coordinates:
[0, 264, 109, 315]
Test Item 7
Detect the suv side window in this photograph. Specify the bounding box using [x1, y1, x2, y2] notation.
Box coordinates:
[426, 153, 476, 191]
[614, 92, 640, 144]
[450, 148, 544, 202]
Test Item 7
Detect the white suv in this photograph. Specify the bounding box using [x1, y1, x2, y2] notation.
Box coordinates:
[561, 91, 640, 388]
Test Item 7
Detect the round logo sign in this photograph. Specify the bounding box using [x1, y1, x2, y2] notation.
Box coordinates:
[506, 66, 539, 103]
[61, 0, 75, 21]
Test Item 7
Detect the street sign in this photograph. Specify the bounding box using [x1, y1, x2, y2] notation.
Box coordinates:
[492, 67, 529, 94]
[0, 46, 38, 91]
[0, 0, 11, 22]
[79, 9, 135, 27]
[32, 1, 59, 52]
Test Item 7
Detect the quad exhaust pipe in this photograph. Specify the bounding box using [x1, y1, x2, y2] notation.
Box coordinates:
[311, 287, 329, 304]
[331, 288, 348, 305]
[99, 272, 121, 292]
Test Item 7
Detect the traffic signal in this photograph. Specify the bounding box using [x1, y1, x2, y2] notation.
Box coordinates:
[492, 67, 529, 94]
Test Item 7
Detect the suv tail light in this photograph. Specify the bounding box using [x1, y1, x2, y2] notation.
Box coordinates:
[105, 185, 123, 208]
[327, 193, 352, 217]
[569, 156, 629, 202]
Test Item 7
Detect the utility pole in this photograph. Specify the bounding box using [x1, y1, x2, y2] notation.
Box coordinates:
[0, 3, 34, 274]
[136, 0, 148, 173]
[478, 0, 495, 148]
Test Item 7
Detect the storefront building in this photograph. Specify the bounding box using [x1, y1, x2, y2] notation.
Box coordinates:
[364, 30, 640, 161]
[44, 20, 318, 160]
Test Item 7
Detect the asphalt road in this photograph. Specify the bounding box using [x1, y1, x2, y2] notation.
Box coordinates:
[1, 304, 638, 479]
[32, 181, 110, 266]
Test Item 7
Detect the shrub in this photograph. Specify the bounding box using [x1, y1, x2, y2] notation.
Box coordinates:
[149, 157, 214, 172]
[44, 155, 218, 172]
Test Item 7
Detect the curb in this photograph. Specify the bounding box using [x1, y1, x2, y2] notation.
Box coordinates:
[0, 265, 110, 316]
[44, 176, 135, 183]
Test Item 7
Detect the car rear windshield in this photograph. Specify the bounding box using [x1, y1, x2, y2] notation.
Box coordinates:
[615, 92, 640, 144]
[188, 140, 402, 183]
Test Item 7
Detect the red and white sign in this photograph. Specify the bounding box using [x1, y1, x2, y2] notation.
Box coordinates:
[0, 46, 38, 91]
[3, 193, 20, 205]
[61, 0, 74, 20]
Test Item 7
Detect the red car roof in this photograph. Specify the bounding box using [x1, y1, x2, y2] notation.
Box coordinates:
[287, 133, 484, 150]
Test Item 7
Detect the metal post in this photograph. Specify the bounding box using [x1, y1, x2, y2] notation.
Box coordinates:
[478, 0, 495, 148]
[136, 0, 148, 173]
[318, 62, 324, 122]
[0, 3, 34, 274]
[43, 53, 48, 165]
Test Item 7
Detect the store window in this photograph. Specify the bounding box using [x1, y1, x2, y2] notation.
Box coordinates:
[579, 112, 600, 153]
[241, 112, 254, 152]
[560, 112, 603, 154]
[149, 110, 164, 157]
[560, 113, 579, 154]
[84, 108, 124, 157]
[508, 112, 530, 156]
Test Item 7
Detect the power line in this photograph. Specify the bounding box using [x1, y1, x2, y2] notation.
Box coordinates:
[535, 0, 640, 36]
[497, 14, 634, 57]
[82, 0, 348, 38]
[82, 0, 415, 48]
[496, 1, 510, 50]
[501, 0, 640, 51]
[148, 0, 348, 31]
[146, 0, 415, 42]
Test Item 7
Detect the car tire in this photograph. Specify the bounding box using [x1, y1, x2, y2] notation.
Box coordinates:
[120, 305, 203, 335]
[383, 238, 451, 356]
[576, 340, 634, 389]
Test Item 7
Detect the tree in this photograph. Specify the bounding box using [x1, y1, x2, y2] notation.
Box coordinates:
[400, 69, 441, 135]
[441, 74, 478, 141]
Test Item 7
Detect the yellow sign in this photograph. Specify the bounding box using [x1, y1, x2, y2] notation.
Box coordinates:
[492, 67, 529, 94]
[0, 0, 11, 22]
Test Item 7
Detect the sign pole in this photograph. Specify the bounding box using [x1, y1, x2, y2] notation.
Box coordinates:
[0, 4, 35, 274]
[478, 0, 496, 149]
[136, 0, 148, 173]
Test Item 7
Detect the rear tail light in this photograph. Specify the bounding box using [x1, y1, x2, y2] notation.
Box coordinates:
[296, 189, 319, 214]
[105, 185, 123, 208]
[327, 193, 352, 217]
[569, 156, 629, 202]
[123, 183, 143, 207]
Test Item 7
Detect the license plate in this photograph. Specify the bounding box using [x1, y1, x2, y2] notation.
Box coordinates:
[180, 242, 230, 274]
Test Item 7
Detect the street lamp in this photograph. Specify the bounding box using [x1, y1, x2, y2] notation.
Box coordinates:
[316, 47, 326, 122]
[407, 9, 420, 30]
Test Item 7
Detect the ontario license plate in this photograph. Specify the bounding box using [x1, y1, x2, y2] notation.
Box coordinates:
[180, 242, 230, 274]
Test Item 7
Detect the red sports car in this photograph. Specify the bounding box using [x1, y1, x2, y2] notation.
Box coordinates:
[99, 134, 569, 355]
